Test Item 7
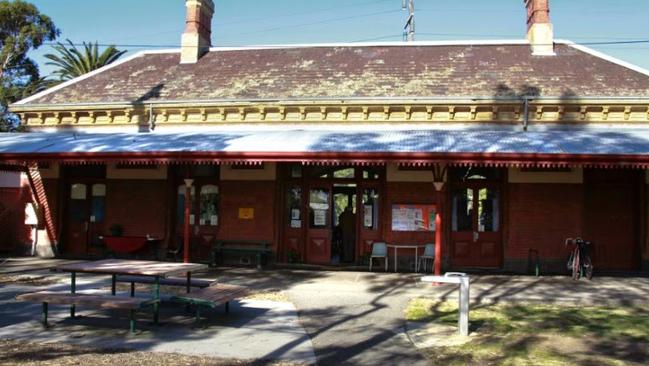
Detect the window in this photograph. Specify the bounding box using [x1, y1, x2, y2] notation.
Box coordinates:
[477, 188, 499, 232]
[309, 188, 330, 229]
[290, 164, 302, 178]
[450, 167, 502, 181]
[287, 187, 302, 228]
[199, 185, 219, 226]
[452, 188, 473, 232]
[176, 185, 196, 225]
[362, 188, 379, 230]
[90, 184, 106, 223]
[70, 183, 87, 200]
[69, 183, 87, 223]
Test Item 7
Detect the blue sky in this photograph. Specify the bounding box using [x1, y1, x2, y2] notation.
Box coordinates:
[27, 0, 649, 76]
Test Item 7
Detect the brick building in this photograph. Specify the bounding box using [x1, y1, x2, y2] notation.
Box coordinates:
[1, 0, 649, 273]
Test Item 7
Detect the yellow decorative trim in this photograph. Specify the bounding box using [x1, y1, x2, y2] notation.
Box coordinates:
[17, 101, 649, 128]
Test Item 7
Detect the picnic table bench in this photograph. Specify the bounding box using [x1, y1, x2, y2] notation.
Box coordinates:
[16, 291, 158, 333]
[115, 275, 215, 296]
[170, 283, 250, 323]
[210, 240, 272, 268]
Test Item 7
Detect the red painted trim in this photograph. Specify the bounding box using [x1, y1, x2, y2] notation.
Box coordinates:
[3, 151, 649, 168]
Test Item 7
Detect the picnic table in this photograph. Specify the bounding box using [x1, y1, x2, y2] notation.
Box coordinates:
[55, 259, 208, 324]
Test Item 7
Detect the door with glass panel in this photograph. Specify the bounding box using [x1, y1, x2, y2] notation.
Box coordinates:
[66, 182, 106, 256]
[306, 186, 332, 264]
[451, 186, 502, 268]
[176, 182, 219, 260]
[358, 185, 381, 261]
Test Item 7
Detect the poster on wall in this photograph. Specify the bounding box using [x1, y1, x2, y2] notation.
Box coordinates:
[391, 204, 436, 231]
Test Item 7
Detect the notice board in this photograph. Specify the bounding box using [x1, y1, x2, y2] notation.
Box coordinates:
[391, 204, 436, 232]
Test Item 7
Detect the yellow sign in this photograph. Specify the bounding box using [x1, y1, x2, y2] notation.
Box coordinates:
[239, 208, 254, 220]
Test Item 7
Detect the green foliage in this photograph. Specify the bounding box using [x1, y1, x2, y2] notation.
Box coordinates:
[45, 40, 126, 81]
[406, 299, 649, 365]
[0, 0, 59, 131]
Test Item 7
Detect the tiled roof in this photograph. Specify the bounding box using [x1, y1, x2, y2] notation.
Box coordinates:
[16, 41, 649, 106]
[3, 127, 649, 156]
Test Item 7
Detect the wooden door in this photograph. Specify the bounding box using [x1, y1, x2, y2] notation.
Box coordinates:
[358, 185, 382, 261]
[175, 181, 219, 261]
[584, 170, 640, 270]
[451, 186, 502, 268]
[283, 185, 304, 262]
[66, 182, 107, 256]
[306, 186, 332, 264]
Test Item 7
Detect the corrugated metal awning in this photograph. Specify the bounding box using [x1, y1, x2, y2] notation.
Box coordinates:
[2, 128, 649, 168]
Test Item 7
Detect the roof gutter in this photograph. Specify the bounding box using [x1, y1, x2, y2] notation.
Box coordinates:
[11, 96, 649, 112]
[2, 151, 649, 169]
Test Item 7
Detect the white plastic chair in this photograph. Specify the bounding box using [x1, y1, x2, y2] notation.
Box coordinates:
[418, 243, 435, 273]
[369, 242, 388, 272]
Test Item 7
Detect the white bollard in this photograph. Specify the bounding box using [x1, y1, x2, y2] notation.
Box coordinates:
[421, 273, 470, 336]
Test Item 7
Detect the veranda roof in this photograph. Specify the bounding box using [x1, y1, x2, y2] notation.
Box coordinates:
[2, 127, 649, 168]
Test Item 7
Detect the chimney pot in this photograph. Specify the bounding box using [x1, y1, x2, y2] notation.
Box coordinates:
[524, 0, 554, 56]
[181, 0, 214, 64]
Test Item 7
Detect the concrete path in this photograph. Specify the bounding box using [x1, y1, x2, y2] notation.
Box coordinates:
[0, 271, 316, 365]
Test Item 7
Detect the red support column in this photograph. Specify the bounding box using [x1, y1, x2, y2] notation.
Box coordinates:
[183, 179, 194, 263]
[434, 196, 442, 276]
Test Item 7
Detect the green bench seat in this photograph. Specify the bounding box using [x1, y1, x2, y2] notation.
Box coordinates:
[210, 240, 272, 268]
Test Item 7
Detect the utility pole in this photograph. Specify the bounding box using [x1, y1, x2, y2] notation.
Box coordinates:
[402, 0, 415, 42]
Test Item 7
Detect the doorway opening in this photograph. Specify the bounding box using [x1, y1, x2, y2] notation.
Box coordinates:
[332, 184, 357, 264]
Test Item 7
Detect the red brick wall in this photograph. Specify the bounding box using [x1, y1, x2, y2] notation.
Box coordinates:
[217, 181, 276, 249]
[105, 180, 167, 237]
[506, 183, 582, 261]
[0, 187, 30, 252]
[383, 182, 437, 245]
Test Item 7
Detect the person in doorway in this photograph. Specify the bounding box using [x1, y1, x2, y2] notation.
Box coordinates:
[338, 205, 356, 263]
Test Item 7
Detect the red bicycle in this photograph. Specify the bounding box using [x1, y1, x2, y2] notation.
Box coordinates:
[565, 237, 593, 280]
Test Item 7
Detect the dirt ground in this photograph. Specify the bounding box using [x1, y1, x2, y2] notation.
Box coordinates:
[0, 339, 302, 366]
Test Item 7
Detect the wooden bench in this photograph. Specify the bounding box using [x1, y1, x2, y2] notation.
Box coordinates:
[16, 291, 158, 333]
[115, 275, 216, 296]
[210, 240, 272, 268]
[169, 284, 250, 323]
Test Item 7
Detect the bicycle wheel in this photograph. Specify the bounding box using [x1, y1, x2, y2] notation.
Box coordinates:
[583, 255, 593, 280]
[572, 248, 580, 280]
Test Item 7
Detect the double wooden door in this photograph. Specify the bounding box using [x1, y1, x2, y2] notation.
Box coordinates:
[450, 185, 502, 268]
[283, 182, 382, 265]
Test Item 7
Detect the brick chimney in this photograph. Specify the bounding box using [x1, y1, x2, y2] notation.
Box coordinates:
[524, 0, 554, 55]
[181, 0, 214, 64]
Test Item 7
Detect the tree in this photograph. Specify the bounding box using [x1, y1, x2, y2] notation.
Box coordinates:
[45, 40, 126, 81]
[0, 0, 59, 131]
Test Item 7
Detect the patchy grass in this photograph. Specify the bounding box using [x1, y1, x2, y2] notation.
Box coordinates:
[0, 339, 304, 366]
[406, 298, 649, 366]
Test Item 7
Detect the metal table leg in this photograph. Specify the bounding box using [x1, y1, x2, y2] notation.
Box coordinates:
[70, 272, 76, 318]
[153, 275, 160, 325]
[394, 247, 398, 272]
